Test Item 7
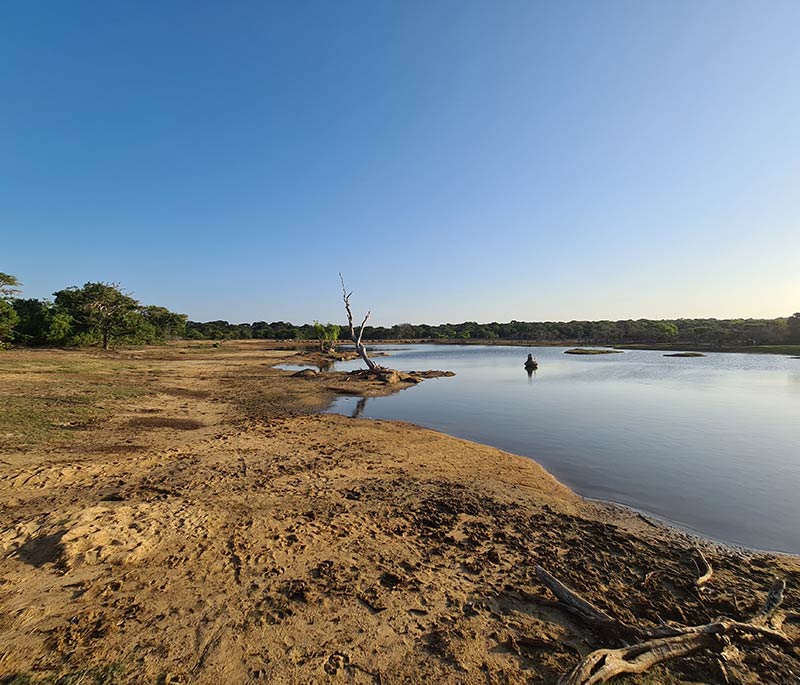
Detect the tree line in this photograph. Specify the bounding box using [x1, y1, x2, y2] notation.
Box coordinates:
[184, 316, 799, 346]
[2, 272, 798, 349]
[0, 273, 187, 349]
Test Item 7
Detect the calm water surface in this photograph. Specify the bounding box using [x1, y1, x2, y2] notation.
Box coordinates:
[321, 345, 800, 554]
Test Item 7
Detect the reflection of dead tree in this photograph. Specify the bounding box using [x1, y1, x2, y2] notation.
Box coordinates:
[535, 560, 798, 684]
[340, 274, 379, 372]
[351, 397, 368, 419]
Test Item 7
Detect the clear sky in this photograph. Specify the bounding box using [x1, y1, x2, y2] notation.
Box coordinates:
[2, 1, 798, 325]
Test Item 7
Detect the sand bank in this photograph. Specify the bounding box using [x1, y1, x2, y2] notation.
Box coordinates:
[1, 341, 797, 684]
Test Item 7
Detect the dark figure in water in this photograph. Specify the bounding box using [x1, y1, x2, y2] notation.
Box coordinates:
[526, 354, 534, 364]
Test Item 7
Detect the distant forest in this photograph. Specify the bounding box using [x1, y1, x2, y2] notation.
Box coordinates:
[1, 273, 798, 349]
[185, 316, 800, 346]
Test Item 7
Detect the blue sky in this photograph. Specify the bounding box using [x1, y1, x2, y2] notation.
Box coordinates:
[2, 1, 798, 325]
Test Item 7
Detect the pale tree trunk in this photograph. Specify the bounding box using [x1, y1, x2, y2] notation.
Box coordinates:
[340, 274, 377, 371]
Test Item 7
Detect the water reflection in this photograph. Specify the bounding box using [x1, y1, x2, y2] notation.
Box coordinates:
[317, 359, 335, 373]
[351, 397, 369, 418]
[273, 361, 335, 373]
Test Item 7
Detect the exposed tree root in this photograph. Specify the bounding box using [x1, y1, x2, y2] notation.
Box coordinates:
[534, 562, 798, 684]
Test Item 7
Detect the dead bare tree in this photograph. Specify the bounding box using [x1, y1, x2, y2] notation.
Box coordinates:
[535, 561, 798, 684]
[340, 274, 378, 372]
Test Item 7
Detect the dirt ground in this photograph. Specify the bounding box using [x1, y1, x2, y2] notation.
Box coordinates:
[1, 341, 798, 685]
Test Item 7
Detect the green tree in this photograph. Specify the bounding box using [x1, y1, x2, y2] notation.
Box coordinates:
[0, 301, 18, 346]
[0, 272, 21, 299]
[651, 321, 679, 342]
[47, 311, 73, 344]
[54, 282, 140, 349]
[141, 306, 188, 341]
[0, 272, 21, 346]
[313, 321, 341, 352]
[788, 313, 800, 343]
[11, 298, 52, 345]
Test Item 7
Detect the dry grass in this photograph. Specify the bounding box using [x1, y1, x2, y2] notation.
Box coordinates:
[0, 355, 152, 450]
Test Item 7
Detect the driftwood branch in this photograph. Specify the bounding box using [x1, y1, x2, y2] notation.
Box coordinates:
[534, 566, 642, 642]
[560, 630, 719, 685]
[694, 547, 713, 587]
[535, 561, 797, 685]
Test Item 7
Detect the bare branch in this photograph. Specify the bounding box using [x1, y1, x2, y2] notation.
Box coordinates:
[645, 618, 798, 653]
[694, 548, 713, 587]
[560, 630, 719, 685]
[535, 566, 642, 641]
[356, 311, 371, 347]
[340, 273, 356, 341]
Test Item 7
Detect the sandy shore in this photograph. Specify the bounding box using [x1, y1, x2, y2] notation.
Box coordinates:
[1, 341, 798, 684]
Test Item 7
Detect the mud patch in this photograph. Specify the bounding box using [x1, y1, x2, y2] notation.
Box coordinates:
[86, 444, 148, 454]
[159, 387, 212, 399]
[126, 417, 204, 430]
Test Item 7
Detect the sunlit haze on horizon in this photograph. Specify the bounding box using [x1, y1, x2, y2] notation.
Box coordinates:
[2, 1, 798, 325]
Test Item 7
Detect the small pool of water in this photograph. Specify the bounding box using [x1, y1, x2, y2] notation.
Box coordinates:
[274, 364, 317, 372]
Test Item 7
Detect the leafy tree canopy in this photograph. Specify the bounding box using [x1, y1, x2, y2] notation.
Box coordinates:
[0, 272, 21, 346]
[0, 272, 21, 300]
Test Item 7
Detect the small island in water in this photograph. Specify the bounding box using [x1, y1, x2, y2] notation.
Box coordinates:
[564, 347, 624, 355]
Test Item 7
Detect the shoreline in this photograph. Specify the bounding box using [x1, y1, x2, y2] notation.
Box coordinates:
[317, 348, 797, 558]
[326, 399, 797, 559]
[2, 340, 798, 684]
[584, 497, 799, 559]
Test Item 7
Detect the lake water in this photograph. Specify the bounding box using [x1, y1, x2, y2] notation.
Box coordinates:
[319, 345, 800, 554]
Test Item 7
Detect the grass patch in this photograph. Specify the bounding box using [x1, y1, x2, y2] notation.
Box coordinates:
[564, 348, 623, 355]
[0, 355, 154, 449]
[0, 395, 101, 448]
[0, 384, 150, 449]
